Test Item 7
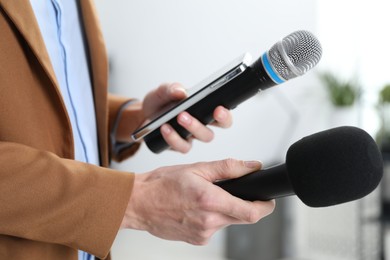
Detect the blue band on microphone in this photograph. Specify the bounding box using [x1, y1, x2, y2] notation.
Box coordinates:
[262, 53, 285, 84]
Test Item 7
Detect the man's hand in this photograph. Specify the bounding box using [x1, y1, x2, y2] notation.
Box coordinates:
[120, 159, 275, 245]
[142, 83, 233, 153]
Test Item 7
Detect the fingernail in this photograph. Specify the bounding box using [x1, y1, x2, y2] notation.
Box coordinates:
[216, 108, 227, 121]
[171, 86, 187, 96]
[161, 124, 172, 134]
[244, 161, 262, 169]
[178, 112, 191, 125]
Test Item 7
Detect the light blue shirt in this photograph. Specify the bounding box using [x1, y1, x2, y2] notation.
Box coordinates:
[30, 0, 99, 259]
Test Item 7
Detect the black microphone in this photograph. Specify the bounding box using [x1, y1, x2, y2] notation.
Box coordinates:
[215, 126, 383, 207]
[144, 30, 323, 153]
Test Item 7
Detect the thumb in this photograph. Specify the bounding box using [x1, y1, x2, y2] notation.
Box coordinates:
[155, 82, 187, 103]
[143, 82, 187, 118]
[197, 159, 262, 182]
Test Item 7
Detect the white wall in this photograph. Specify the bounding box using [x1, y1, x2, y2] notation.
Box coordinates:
[95, 0, 390, 259]
[93, 0, 390, 259]
[94, 1, 322, 259]
[317, 0, 390, 136]
[293, 1, 390, 259]
[93, 0, 326, 258]
[95, 0, 323, 172]
[93, 0, 323, 258]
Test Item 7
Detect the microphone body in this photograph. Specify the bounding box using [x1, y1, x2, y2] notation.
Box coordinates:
[144, 30, 322, 153]
[215, 164, 294, 201]
[216, 126, 383, 207]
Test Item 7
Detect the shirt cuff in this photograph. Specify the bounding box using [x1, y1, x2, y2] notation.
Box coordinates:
[110, 99, 141, 160]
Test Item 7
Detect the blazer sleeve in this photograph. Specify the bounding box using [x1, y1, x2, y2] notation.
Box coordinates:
[108, 93, 145, 162]
[0, 141, 134, 259]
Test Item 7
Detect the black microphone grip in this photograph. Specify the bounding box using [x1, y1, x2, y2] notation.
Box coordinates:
[144, 61, 273, 153]
[214, 164, 294, 201]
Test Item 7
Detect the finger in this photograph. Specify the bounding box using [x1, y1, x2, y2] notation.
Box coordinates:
[211, 106, 232, 128]
[149, 83, 187, 105]
[166, 82, 187, 100]
[195, 158, 262, 182]
[202, 188, 276, 224]
[220, 199, 276, 224]
[177, 112, 214, 142]
[160, 124, 192, 153]
[204, 202, 274, 230]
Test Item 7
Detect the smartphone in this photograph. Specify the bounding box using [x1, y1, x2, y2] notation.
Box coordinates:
[131, 53, 252, 143]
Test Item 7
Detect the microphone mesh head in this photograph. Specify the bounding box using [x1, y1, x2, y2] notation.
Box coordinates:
[286, 126, 383, 207]
[268, 30, 322, 80]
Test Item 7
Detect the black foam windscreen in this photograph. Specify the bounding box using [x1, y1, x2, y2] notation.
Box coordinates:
[286, 126, 383, 207]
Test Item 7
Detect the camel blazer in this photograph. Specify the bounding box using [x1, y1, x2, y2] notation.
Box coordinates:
[0, 0, 143, 259]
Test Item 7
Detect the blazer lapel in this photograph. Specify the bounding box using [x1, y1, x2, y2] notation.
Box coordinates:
[0, 0, 60, 90]
[0, 0, 76, 158]
[0, 0, 110, 165]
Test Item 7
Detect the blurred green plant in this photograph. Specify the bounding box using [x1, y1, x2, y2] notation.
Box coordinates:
[379, 84, 390, 104]
[377, 84, 390, 151]
[319, 72, 360, 107]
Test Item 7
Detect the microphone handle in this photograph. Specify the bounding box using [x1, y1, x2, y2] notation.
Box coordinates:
[214, 164, 294, 201]
[145, 60, 275, 153]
